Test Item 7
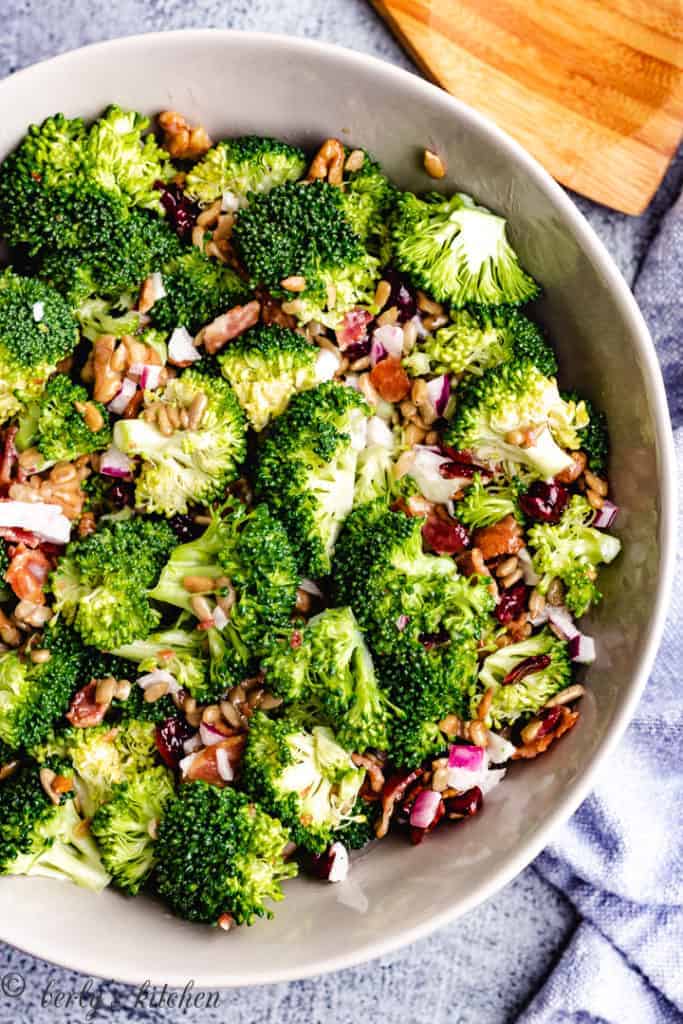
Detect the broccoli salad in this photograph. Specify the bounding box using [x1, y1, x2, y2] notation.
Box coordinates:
[0, 108, 621, 929]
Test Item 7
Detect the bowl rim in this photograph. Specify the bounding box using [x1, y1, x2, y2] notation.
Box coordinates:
[0, 27, 677, 988]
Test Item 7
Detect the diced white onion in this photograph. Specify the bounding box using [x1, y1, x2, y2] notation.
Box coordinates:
[136, 669, 181, 695]
[366, 416, 395, 450]
[168, 326, 201, 365]
[107, 378, 138, 415]
[215, 746, 234, 782]
[0, 500, 71, 544]
[315, 348, 341, 383]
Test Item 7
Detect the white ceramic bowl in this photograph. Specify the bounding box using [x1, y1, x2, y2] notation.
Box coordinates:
[0, 30, 676, 987]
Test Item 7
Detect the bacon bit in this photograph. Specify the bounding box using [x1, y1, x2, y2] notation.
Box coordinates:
[217, 913, 235, 931]
[554, 451, 587, 485]
[457, 546, 488, 578]
[472, 515, 524, 561]
[290, 630, 303, 650]
[512, 707, 579, 759]
[0, 526, 43, 548]
[258, 290, 297, 329]
[201, 300, 261, 355]
[376, 768, 424, 839]
[351, 753, 385, 793]
[186, 735, 246, 785]
[422, 513, 470, 555]
[369, 356, 411, 403]
[66, 682, 109, 728]
[392, 493, 435, 518]
[5, 544, 51, 604]
[336, 308, 373, 350]
[502, 653, 551, 686]
[0, 426, 18, 486]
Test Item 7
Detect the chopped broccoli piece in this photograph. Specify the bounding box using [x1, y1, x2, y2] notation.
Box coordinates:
[84, 105, 173, 212]
[292, 251, 380, 330]
[241, 713, 365, 853]
[353, 442, 398, 508]
[16, 373, 110, 465]
[0, 270, 78, 423]
[91, 766, 175, 895]
[32, 718, 159, 818]
[455, 473, 526, 529]
[263, 607, 394, 752]
[218, 324, 320, 430]
[73, 293, 141, 342]
[155, 781, 297, 925]
[527, 495, 621, 617]
[334, 796, 380, 850]
[563, 391, 609, 472]
[185, 136, 306, 206]
[49, 517, 176, 650]
[232, 179, 365, 292]
[474, 629, 572, 728]
[150, 249, 248, 334]
[445, 360, 588, 480]
[113, 627, 215, 704]
[416, 306, 557, 379]
[0, 760, 110, 891]
[339, 150, 396, 253]
[255, 382, 370, 576]
[113, 370, 247, 516]
[150, 504, 298, 691]
[0, 625, 84, 750]
[390, 191, 540, 307]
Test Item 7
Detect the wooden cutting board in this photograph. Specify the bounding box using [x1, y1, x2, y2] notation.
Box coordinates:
[370, 0, 683, 214]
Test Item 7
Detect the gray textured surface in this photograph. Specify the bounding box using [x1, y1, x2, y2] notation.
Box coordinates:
[0, 3, 680, 1022]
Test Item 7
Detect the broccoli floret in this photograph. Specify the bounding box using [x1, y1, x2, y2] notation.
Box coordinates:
[474, 629, 572, 728]
[50, 517, 176, 649]
[84, 105, 173, 212]
[390, 191, 539, 307]
[0, 625, 84, 750]
[241, 713, 365, 853]
[445, 360, 589, 480]
[4, 113, 87, 191]
[334, 796, 380, 850]
[218, 325, 321, 430]
[292, 251, 381, 330]
[455, 473, 526, 529]
[527, 495, 621, 617]
[333, 501, 495, 655]
[150, 504, 298, 691]
[114, 371, 247, 516]
[255, 382, 370, 576]
[155, 781, 297, 925]
[353, 441, 398, 508]
[16, 373, 110, 466]
[0, 760, 110, 891]
[32, 718, 159, 817]
[150, 248, 248, 334]
[263, 607, 394, 752]
[0, 270, 78, 423]
[339, 150, 396, 253]
[562, 391, 609, 472]
[232, 179, 365, 292]
[416, 306, 557, 379]
[72, 294, 142, 342]
[186, 136, 306, 206]
[90, 766, 175, 895]
[113, 627, 215, 703]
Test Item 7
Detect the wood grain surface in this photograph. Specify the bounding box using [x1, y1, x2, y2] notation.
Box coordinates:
[370, 0, 683, 213]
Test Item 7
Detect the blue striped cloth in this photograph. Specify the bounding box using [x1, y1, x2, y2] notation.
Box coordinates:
[518, 190, 683, 1023]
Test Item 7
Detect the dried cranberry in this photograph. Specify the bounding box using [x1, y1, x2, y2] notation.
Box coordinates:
[519, 481, 569, 523]
[419, 630, 451, 650]
[439, 461, 476, 480]
[445, 786, 483, 818]
[343, 338, 372, 362]
[440, 446, 493, 477]
[157, 181, 200, 240]
[537, 705, 563, 736]
[502, 654, 551, 686]
[382, 267, 417, 322]
[168, 513, 204, 542]
[108, 480, 135, 509]
[155, 715, 195, 769]
[495, 582, 528, 624]
[422, 515, 470, 555]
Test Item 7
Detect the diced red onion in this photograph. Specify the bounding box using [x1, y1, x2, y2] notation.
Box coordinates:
[213, 605, 229, 631]
[569, 633, 596, 663]
[309, 841, 349, 882]
[517, 547, 540, 585]
[370, 338, 387, 367]
[546, 605, 579, 641]
[299, 578, 323, 597]
[593, 500, 619, 529]
[425, 375, 450, 416]
[168, 326, 201, 365]
[199, 722, 226, 747]
[410, 314, 427, 339]
[136, 669, 180, 694]
[403, 446, 468, 504]
[107, 377, 137, 415]
[215, 746, 234, 782]
[396, 614, 409, 632]
[486, 731, 517, 765]
[448, 744, 485, 770]
[183, 733, 202, 754]
[409, 789, 443, 829]
[140, 364, 162, 391]
[372, 324, 404, 361]
[0, 499, 71, 545]
[100, 444, 133, 478]
[178, 751, 199, 776]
